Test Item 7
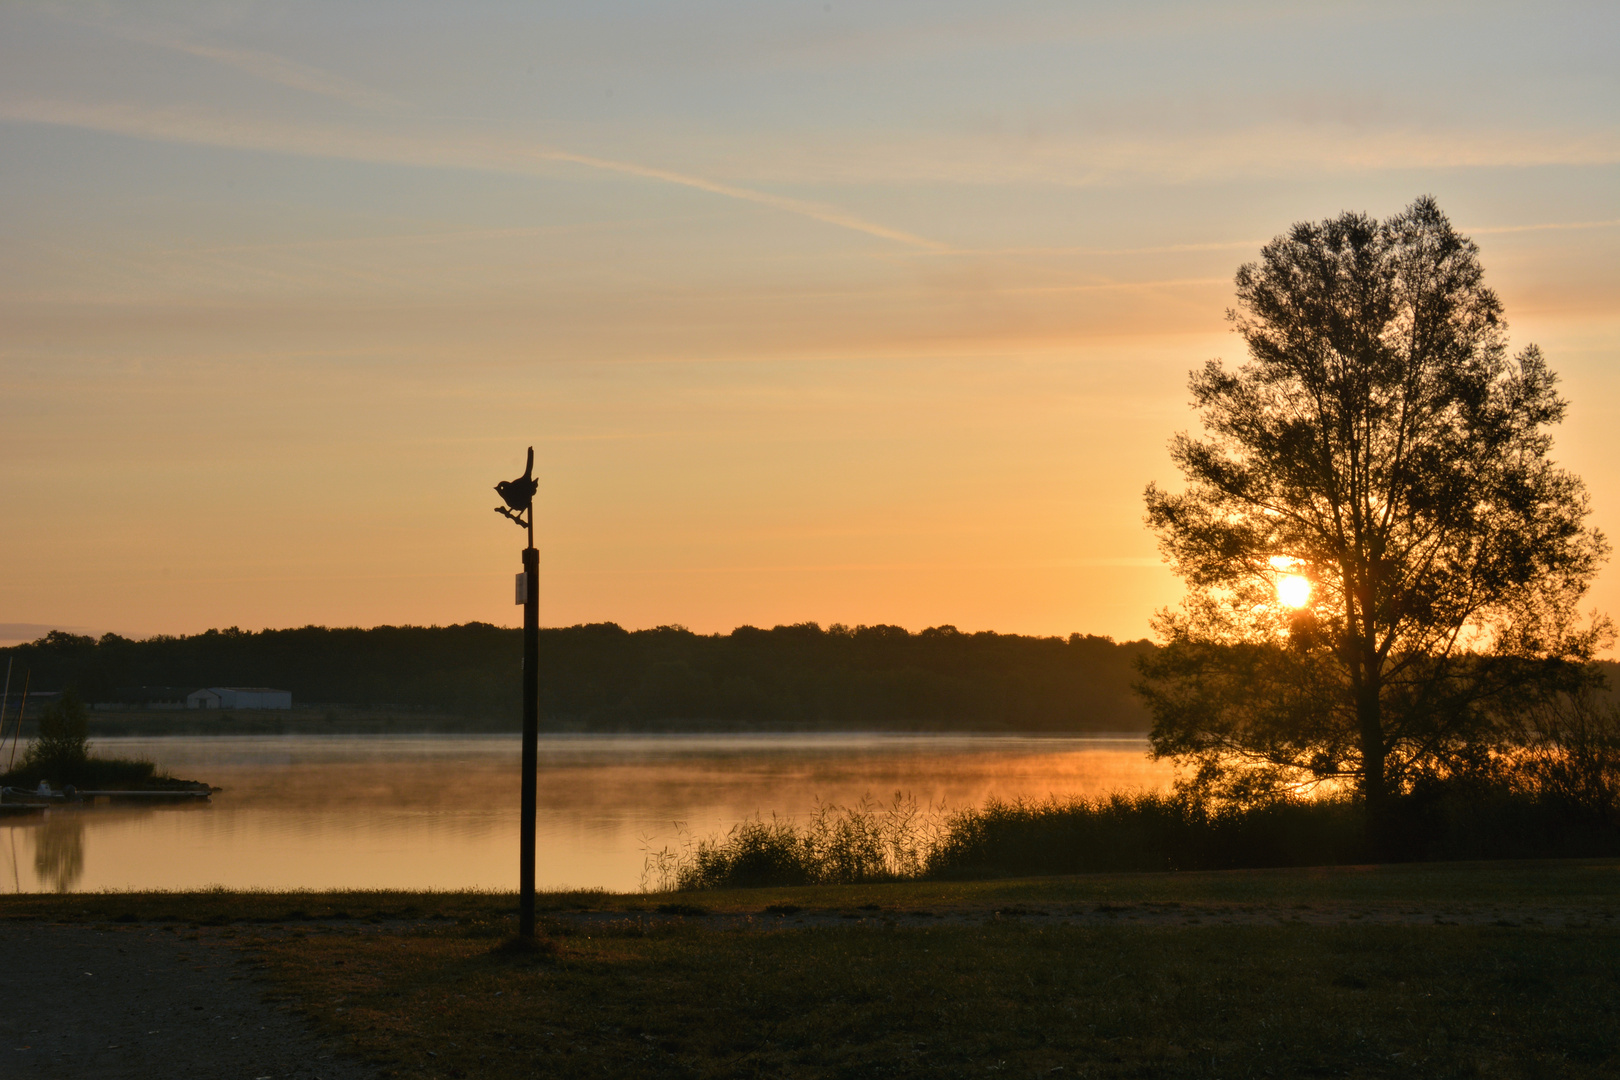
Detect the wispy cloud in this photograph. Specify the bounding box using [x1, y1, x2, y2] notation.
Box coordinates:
[0, 97, 949, 251]
[663, 123, 1620, 188]
[56, 11, 410, 111]
[996, 277, 1228, 295]
[553, 556, 1168, 575]
[0, 622, 87, 643]
[1468, 218, 1620, 235]
[141, 36, 406, 111]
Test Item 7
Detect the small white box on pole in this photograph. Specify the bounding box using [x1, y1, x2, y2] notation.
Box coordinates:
[515, 572, 526, 605]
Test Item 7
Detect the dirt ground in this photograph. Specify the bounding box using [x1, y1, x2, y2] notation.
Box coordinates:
[0, 921, 374, 1080]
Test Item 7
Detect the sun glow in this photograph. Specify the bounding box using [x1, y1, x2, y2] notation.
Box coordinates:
[1277, 574, 1313, 608]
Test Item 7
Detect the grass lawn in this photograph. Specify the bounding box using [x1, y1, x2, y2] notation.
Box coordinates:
[6, 860, 1619, 1078]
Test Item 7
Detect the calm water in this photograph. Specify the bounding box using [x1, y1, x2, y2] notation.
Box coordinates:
[2, 734, 1175, 894]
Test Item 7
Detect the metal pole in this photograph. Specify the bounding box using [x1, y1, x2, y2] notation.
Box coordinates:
[519, 541, 539, 938]
[492, 446, 541, 939]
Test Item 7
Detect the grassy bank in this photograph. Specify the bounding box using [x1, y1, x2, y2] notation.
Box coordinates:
[3, 857, 1616, 922]
[4, 860, 1617, 1079]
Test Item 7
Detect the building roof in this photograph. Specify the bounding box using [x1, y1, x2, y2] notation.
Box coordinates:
[116, 686, 198, 702]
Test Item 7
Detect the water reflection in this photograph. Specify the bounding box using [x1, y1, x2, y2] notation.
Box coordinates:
[0, 734, 1174, 893]
[31, 816, 85, 893]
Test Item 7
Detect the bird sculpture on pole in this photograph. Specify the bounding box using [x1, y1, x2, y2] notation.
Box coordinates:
[494, 446, 539, 533]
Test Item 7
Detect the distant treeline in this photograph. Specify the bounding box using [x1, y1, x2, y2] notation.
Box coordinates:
[0, 623, 1157, 732]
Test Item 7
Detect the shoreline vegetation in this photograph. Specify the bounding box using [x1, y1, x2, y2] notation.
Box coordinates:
[650, 781, 1620, 892]
[653, 693, 1620, 886]
[0, 689, 210, 794]
[5, 860, 1617, 1078]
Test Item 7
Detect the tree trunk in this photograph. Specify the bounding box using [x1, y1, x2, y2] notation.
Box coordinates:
[1356, 669, 1390, 859]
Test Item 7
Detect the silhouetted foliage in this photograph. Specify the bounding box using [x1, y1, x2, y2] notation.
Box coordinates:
[1141, 196, 1610, 838]
[0, 685, 171, 788]
[1, 622, 1155, 732]
[23, 686, 90, 775]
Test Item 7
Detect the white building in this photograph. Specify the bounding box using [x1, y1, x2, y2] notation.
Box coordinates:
[187, 687, 292, 710]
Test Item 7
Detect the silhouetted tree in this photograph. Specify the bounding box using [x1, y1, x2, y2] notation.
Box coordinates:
[26, 686, 91, 778]
[1140, 196, 1609, 839]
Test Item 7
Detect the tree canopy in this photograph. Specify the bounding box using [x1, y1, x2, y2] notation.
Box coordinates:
[1140, 196, 1609, 824]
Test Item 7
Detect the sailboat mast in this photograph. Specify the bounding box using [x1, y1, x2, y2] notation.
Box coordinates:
[0, 658, 10, 757]
[6, 670, 28, 770]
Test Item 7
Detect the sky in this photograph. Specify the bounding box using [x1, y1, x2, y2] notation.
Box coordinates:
[1, 0, 1617, 645]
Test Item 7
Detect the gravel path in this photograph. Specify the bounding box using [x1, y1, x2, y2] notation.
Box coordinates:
[0, 922, 374, 1080]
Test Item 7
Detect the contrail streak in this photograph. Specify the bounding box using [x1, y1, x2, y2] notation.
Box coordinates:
[521, 147, 950, 251]
[56, 11, 409, 111]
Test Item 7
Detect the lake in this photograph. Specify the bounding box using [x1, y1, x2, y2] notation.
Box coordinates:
[2, 734, 1175, 894]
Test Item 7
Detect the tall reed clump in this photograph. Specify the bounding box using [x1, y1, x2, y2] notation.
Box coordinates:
[669, 794, 936, 890]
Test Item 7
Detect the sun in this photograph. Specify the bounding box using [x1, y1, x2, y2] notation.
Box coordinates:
[1276, 574, 1312, 608]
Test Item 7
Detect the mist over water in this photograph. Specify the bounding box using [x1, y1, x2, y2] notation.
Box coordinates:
[1, 734, 1174, 894]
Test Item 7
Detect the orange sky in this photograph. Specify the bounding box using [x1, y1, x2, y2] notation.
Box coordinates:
[2, 2, 1617, 644]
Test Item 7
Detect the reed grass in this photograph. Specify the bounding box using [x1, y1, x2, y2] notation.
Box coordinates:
[657, 776, 1620, 890]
